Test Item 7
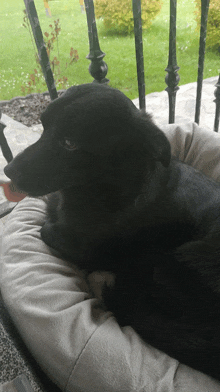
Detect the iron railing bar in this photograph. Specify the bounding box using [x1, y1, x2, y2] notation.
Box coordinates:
[0, 115, 16, 218]
[132, 0, 146, 111]
[84, 0, 109, 83]
[213, 74, 220, 132]
[194, 0, 210, 125]
[165, 0, 180, 124]
[0, 108, 13, 164]
[23, 0, 58, 100]
[0, 122, 13, 163]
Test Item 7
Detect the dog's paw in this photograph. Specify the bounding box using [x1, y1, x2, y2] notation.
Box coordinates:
[87, 271, 115, 301]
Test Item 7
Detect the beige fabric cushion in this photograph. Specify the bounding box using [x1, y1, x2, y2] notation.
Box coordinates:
[1, 122, 220, 392]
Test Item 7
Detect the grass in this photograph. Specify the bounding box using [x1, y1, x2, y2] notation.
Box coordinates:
[0, 0, 219, 101]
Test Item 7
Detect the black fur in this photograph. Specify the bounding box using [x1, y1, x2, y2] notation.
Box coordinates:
[4, 83, 220, 380]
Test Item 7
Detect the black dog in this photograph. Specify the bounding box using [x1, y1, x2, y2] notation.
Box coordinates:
[4, 83, 220, 380]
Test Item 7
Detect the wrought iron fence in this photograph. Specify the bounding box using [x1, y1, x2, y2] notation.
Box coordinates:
[24, 0, 220, 130]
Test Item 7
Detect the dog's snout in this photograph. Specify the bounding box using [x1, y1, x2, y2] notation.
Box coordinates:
[4, 162, 21, 182]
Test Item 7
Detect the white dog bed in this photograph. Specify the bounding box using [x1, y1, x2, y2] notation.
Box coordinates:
[1, 122, 220, 391]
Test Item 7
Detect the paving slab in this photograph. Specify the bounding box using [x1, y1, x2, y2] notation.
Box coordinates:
[0, 115, 42, 205]
[133, 76, 219, 131]
[0, 114, 42, 180]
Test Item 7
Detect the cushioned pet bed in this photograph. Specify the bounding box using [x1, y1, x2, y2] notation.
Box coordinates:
[1, 123, 220, 392]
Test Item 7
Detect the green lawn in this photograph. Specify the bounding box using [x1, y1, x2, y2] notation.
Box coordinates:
[0, 0, 219, 101]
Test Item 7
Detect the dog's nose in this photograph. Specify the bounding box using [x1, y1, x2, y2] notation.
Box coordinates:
[4, 163, 13, 179]
[4, 162, 20, 182]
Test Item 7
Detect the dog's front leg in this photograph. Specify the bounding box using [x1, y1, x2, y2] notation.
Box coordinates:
[41, 221, 82, 262]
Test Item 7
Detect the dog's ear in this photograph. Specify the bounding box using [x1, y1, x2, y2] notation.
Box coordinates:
[136, 111, 171, 167]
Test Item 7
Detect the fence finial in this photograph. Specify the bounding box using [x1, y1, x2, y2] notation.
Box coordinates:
[84, 0, 109, 83]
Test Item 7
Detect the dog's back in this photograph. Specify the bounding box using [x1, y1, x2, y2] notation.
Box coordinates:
[4, 83, 220, 380]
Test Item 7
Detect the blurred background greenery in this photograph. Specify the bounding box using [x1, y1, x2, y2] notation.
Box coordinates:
[0, 0, 219, 100]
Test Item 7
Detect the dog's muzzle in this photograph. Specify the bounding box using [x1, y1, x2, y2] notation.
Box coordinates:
[4, 162, 22, 184]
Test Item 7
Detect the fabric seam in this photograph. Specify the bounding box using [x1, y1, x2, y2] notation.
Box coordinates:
[64, 313, 113, 391]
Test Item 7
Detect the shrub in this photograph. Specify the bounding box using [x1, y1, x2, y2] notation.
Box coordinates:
[194, 0, 220, 50]
[94, 0, 163, 34]
[21, 11, 79, 94]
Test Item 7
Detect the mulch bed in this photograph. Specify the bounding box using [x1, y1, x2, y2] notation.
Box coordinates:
[0, 91, 65, 127]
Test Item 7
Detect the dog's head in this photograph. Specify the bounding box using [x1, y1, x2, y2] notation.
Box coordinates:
[4, 84, 171, 196]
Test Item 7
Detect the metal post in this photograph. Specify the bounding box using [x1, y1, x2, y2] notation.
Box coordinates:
[0, 121, 13, 163]
[214, 73, 220, 132]
[23, 0, 58, 100]
[0, 111, 14, 218]
[84, 0, 109, 83]
[165, 0, 180, 124]
[132, 0, 146, 111]
[194, 0, 210, 125]
[0, 107, 13, 163]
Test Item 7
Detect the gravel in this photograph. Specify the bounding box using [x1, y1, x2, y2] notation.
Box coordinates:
[0, 91, 65, 127]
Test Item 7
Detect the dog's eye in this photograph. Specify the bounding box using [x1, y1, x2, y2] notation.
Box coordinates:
[61, 138, 78, 151]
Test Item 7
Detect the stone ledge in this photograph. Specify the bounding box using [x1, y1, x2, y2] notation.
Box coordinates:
[133, 76, 219, 132]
